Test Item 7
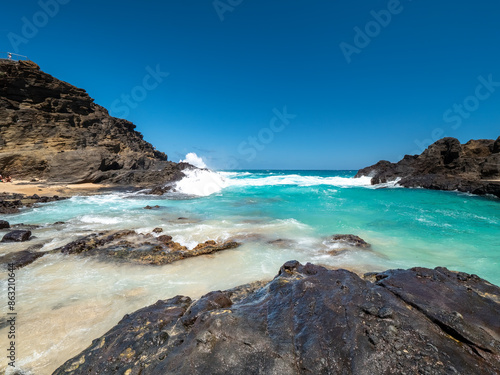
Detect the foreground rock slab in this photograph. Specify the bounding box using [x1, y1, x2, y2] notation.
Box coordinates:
[54, 262, 500, 375]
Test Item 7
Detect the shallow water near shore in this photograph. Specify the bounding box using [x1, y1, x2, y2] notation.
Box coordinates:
[1, 170, 499, 374]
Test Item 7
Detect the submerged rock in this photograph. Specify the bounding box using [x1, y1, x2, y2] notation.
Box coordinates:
[144, 205, 160, 210]
[267, 238, 296, 248]
[0, 250, 46, 269]
[356, 137, 500, 198]
[324, 234, 372, 255]
[330, 234, 371, 248]
[57, 230, 240, 265]
[53, 262, 500, 375]
[1, 230, 31, 242]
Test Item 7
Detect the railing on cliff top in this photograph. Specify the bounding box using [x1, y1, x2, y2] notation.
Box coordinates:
[0, 52, 28, 61]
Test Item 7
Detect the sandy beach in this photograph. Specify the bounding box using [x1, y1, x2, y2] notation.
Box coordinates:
[0, 180, 113, 197]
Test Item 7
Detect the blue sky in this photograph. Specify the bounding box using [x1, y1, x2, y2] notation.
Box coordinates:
[2, 1, 500, 169]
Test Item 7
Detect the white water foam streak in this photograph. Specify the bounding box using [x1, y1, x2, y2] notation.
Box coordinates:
[172, 170, 397, 197]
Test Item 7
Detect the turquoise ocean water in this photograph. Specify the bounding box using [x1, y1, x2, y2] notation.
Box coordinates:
[1, 169, 499, 374]
[6, 169, 500, 283]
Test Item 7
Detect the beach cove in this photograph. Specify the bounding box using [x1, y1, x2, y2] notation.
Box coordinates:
[1, 169, 499, 374]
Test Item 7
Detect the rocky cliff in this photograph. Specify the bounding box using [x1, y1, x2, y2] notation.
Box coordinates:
[356, 137, 500, 198]
[53, 261, 500, 374]
[0, 59, 187, 186]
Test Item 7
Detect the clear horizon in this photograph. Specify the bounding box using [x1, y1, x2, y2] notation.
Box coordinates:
[2, 1, 499, 169]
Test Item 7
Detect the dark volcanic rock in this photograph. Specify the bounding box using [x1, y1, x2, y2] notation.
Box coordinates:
[0, 193, 67, 214]
[0, 220, 9, 229]
[329, 234, 371, 248]
[355, 137, 500, 198]
[144, 205, 160, 210]
[323, 234, 372, 255]
[0, 250, 46, 269]
[1, 230, 31, 242]
[0, 59, 189, 187]
[53, 262, 500, 375]
[57, 230, 240, 265]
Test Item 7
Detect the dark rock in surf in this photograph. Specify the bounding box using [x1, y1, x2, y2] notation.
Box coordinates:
[0, 250, 46, 269]
[0, 193, 67, 214]
[329, 234, 371, 248]
[1, 230, 31, 242]
[355, 137, 500, 198]
[324, 234, 371, 255]
[57, 230, 240, 265]
[0, 220, 9, 229]
[54, 262, 500, 375]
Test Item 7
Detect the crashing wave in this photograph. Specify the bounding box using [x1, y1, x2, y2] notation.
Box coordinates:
[173, 168, 227, 196]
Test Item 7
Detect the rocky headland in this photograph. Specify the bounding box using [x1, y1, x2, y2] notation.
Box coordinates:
[54, 261, 500, 375]
[0, 59, 189, 188]
[355, 137, 500, 198]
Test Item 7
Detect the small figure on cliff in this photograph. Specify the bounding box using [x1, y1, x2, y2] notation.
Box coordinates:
[7, 52, 12, 59]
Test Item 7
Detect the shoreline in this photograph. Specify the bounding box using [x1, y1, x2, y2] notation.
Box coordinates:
[0, 180, 120, 197]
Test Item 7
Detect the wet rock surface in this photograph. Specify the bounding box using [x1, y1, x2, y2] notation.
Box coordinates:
[0, 250, 45, 269]
[54, 262, 500, 375]
[323, 234, 372, 255]
[1, 229, 31, 242]
[356, 137, 500, 198]
[57, 230, 240, 265]
[0, 192, 67, 214]
[0, 59, 189, 187]
[0, 220, 9, 229]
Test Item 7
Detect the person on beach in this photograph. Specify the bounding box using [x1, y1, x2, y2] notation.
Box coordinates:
[0, 174, 3, 182]
[5, 175, 12, 182]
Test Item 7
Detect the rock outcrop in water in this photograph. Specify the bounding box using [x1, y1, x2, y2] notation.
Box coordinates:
[0, 229, 240, 269]
[58, 230, 240, 265]
[54, 261, 500, 375]
[0, 192, 66, 214]
[0, 59, 188, 186]
[355, 137, 500, 198]
[1, 229, 31, 242]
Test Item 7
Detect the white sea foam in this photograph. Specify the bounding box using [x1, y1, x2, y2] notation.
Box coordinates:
[173, 168, 227, 196]
[223, 174, 373, 188]
[79, 215, 122, 225]
[172, 170, 401, 197]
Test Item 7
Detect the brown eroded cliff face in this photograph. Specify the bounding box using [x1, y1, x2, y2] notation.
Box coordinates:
[356, 137, 500, 198]
[0, 59, 187, 186]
